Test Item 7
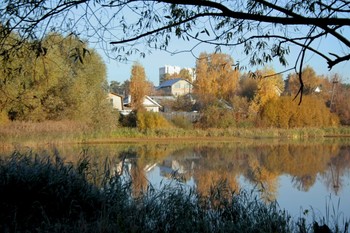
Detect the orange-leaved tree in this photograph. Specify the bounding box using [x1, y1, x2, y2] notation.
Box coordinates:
[129, 62, 151, 111]
[194, 52, 239, 105]
[249, 67, 285, 116]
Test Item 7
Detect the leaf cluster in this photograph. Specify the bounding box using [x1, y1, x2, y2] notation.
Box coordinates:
[258, 96, 339, 128]
[136, 110, 172, 131]
[196, 103, 236, 129]
[0, 33, 114, 127]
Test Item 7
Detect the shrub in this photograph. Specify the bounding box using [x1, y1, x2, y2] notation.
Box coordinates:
[170, 115, 194, 129]
[0, 151, 104, 232]
[0, 111, 10, 125]
[136, 110, 172, 131]
[259, 96, 339, 128]
[196, 104, 236, 129]
[119, 111, 137, 127]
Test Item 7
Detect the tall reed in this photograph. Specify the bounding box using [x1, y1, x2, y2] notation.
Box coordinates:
[0, 150, 348, 232]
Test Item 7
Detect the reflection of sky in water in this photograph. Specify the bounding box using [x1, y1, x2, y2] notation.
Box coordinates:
[147, 166, 195, 190]
[277, 174, 350, 223]
[147, 165, 350, 223]
[2, 142, 349, 223]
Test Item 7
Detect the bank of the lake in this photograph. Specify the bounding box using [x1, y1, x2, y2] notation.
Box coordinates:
[1, 124, 350, 232]
[2, 121, 350, 147]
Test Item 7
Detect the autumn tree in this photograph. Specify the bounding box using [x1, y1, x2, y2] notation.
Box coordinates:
[249, 67, 285, 115]
[238, 73, 258, 101]
[163, 68, 194, 83]
[0, 33, 114, 126]
[194, 52, 239, 105]
[259, 96, 339, 128]
[129, 62, 151, 111]
[1, 0, 350, 91]
[286, 66, 331, 95]
[332, 83, 350, 125]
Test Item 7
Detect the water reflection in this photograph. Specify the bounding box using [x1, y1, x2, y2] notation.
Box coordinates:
[1, 140, 350, 218]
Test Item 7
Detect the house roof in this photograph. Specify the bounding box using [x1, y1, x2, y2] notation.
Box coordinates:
[158, 78, 184, 88]
[108, 92, 123, 98]
[123, 95, 162, 108]
[144, 95, 162, 108]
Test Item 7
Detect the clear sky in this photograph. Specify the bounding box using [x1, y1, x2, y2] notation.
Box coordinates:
[98, 32, 350, 86]
[67, 2, 350, 86]
[98, 36, 350, 86]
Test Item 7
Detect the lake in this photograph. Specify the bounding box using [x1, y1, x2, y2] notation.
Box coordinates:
[2, 138, 350, 223]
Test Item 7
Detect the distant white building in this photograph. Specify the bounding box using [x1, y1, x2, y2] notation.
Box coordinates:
[159, 65, 196, 84]
[182, 67, 196, 82]
[159, 65, 181, 84]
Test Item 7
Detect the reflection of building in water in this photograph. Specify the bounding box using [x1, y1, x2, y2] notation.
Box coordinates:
[158, 159, 194, 182]
[112, 158, 156, 196]
[115, 159, 157, 175]
[114, 159, 132, 176]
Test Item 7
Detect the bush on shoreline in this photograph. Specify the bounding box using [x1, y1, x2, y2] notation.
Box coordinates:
[0, 151, 348, 233]
[1, 120, 350, 150]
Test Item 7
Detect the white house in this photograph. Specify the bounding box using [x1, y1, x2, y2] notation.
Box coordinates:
[157, 78, 193, 96]
[123, 95, 162, 112]
[107, 93, 123, 111]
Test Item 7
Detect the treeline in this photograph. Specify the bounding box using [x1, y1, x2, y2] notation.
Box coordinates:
[0, 32, 115, 128]
[1, 32, 347, 131]
[192, 54, 345, 129]
[118, 53, 345, 130]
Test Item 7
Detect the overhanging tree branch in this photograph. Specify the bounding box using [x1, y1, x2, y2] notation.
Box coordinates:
[1, 0, 350, 78]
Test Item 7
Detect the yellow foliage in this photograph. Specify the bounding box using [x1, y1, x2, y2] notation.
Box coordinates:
[196, 104, 236, 129]
[259, 95, 339, 128]
[129, 62, 151, 110]
[0, 111, 10, 125]
[194, 52, 239, 103]
[249, 67, 284, 115]
[136, 111, 172, 131]
[286, 66, 332, 97]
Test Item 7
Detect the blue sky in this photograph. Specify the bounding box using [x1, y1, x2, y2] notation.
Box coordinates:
[66, 2, 350, 86]
[100, 37, 350, 86]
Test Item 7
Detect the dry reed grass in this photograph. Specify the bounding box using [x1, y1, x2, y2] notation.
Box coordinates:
[0, 120, 89, 136]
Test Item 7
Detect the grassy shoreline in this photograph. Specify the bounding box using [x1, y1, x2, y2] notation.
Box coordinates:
[1, 121, 350, 147]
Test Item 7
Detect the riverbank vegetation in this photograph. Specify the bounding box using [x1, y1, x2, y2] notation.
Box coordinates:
[1, 31, 349, 141]
[1, 151, 348, 233]
[0, 32, 116, 130]
[2, 119, 350, 147]
[0, 33, 350, 148]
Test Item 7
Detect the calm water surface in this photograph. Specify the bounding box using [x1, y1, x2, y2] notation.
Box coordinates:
[2, 139, 350, 221]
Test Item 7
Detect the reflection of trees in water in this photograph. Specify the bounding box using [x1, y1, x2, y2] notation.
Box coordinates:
[117, 145, 173, 196]
[321, 146, 350, 195]
[194, 170, 239, 197]
[176, 143, 349, 200]
[130, 159, 148, 197]
[247, 158, 278, 202]
[291, 175, 316, 192]
[254, 144, 338, 192]
[191, 146, 241, 197]
[9, 142, 350, 199]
